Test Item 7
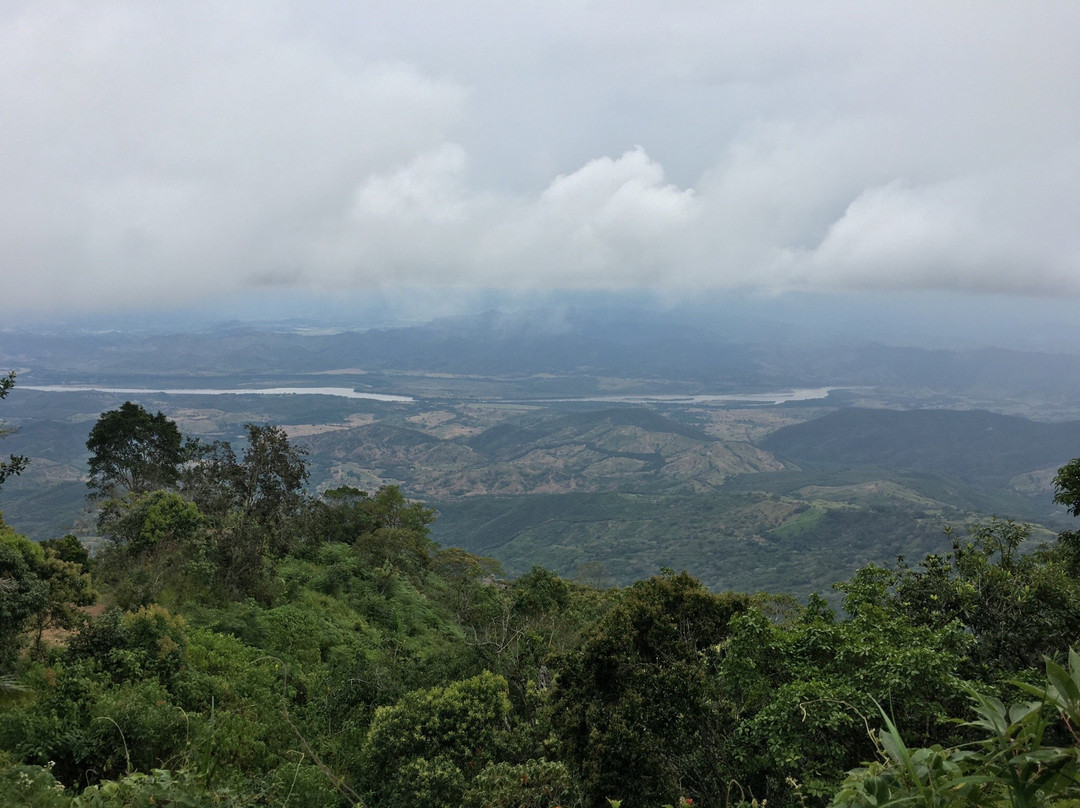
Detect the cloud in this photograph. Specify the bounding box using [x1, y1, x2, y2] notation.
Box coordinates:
[479, 148, 700, 285]
[0, 1, 470, 311]
[785, 155, 1080, 296]
[1, 1, 1078, 316]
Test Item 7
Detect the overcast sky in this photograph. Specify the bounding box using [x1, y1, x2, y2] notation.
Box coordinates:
[2, 1, 1079, 317]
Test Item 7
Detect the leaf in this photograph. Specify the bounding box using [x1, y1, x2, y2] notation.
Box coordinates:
[1046, 657, 1080, 706]
[1008, 700, 1043, 726]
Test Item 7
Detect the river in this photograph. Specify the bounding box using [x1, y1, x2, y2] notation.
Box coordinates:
[22, 385, 842, 405]
[22, 385, 415, 402]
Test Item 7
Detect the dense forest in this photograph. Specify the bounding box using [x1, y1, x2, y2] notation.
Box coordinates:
[3, 395, 1080, 806]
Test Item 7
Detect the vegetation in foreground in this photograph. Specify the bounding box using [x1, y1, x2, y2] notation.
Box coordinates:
[2, 397, 1080, 806]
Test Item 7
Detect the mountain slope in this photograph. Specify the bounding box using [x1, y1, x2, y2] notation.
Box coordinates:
[761, 408, 1080, 484]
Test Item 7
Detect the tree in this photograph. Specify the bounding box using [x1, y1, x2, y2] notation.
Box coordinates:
[231, 424, 309, 535]
[182, 424, 309, 598]
[0, 372, 28, 492]
[96, 490, 208, 608]
[552, 572, 749, 808]
[0, 525, 94, 665]
[837, 517, 1080, 677]
[25, 542, 95, 659]
[1053, 457, 1080, 517]
[718, 598, 970, 804]
[86, 402, 185, 497]
[360, 671, 512, 808]
[0, 526, 47, 672]
[185, 424, 308, 537]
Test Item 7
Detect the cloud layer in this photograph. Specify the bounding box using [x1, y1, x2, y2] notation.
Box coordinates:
[2, 1, 1078, 315]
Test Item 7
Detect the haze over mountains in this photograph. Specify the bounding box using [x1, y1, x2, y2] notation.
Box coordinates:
[3, 299, 1079, 598]
[5, 302, 1080, 413]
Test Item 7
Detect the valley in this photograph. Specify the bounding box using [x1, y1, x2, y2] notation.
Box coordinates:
[2, 338, 1075, 600]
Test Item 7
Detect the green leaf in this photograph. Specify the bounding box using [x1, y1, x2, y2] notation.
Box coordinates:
[1045, 657, 1080, 705]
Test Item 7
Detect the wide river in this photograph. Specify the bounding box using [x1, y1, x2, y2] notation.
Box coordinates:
[23, 385, 414, 402]
[23, 385, 842, 405]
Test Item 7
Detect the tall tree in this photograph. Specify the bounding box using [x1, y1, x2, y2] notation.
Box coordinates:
[1054, 457, 1080, 517]
[183, 424, 309, 598]
[0, 526, 47, 671]
[1052, 456, 1080, 575]
[0, 372, 28, 492]
[86, 402, 185, 497]
[552, 572, 749, 808]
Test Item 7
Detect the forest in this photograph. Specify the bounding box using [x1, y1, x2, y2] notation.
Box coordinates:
[3, 396, 1080, 807]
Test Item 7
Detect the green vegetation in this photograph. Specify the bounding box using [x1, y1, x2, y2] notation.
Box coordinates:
[2, 401, 1080, 807]
[85, 402, 187, 498]
[433, 489, 968, 599]
[0, 372, 28, 492]
[4, 383, 1071, 603]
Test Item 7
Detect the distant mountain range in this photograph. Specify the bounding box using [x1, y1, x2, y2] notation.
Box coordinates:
[4, 309, 1080, 419]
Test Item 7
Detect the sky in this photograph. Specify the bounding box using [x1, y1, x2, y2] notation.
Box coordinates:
[2, 1, 1079, 320]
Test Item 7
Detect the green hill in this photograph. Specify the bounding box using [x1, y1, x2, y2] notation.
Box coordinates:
[761, 407, 1080, 485]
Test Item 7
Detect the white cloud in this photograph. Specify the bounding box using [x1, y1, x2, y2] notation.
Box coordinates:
[480, 149, 700, 285]
[1, 1, 1078, 315]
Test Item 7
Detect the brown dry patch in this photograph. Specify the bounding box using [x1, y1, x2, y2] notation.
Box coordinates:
[406, 410, 456, 427]
[283, 413, 376, 438]
[16, 460, 85, 484]
[695, 408, 819, 441]
[36, 603, 107, 650]
[283, 423, 355, 438]
[170, 408, 229, 435]
[435, 424, 484, 439]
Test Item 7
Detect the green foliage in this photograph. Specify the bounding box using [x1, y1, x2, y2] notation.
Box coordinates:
[0, 371, 28, 491]
[0, 664, 191, 788]
[1054, 458, 1080, 518]
[832, 650, 1080, 807]
[361, 671, 513, 808]
[183, 425, 310, 599]
[0, 756, 69, 808]
[839, 518, 1080, 676]
[310, 484, 437, 578]
[463, 758, 576, 808]
[25, 545, 95, 661]
[0, 528, 48, 671]
[74, 768, 225, 807]
[95, 491, 208, 609]
[0, 525, 88, 667]
[552, 572, 749, 808]
[9, 414, 1079, 808]
[719, 602, 970, 803]
[39, 536, 90, 575]
[86, 402, 185, 498]
[310, 485, 377, 544]
[434, 486, 964, 601]
[228, 424, 310, 549]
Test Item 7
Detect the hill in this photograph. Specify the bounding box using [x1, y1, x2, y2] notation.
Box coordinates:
[761, 407, 1080, 485]
[305, 406, 784, 497]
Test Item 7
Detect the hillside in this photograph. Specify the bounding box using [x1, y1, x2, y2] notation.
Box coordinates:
[761, 407, 1080, 485]
[0, 377, 1074, 599]
[305, 407, 784, 498]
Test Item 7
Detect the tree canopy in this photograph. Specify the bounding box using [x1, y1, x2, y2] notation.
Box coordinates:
[86, 401, 185, 497]
[3, 423, 1080, 807]
[0, 372, 28, 492]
